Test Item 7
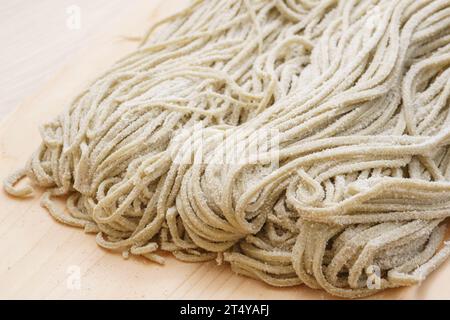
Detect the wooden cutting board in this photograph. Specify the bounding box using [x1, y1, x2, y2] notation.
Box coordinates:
[1, 0, 449, 300]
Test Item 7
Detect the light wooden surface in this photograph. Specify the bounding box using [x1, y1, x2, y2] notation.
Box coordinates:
[0, 0, 142, 120]
[1, 0, 450, 300]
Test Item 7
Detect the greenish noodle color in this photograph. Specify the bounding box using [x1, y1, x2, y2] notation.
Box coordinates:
[4, 0, 450, 298]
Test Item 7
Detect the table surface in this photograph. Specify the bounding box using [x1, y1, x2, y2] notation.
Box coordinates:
[0, 0, 143, 121]
[1, 0, 450, 300]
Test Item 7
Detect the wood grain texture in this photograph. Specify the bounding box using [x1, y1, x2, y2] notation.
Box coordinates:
[1, 0, 450, 300]
[0, 0, 142, 120]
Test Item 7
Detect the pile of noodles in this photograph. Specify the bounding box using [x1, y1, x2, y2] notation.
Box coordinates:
[5, 0, 450, 298]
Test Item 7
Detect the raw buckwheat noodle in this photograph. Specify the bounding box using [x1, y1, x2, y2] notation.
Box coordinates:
[4, 0, 450, 298]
